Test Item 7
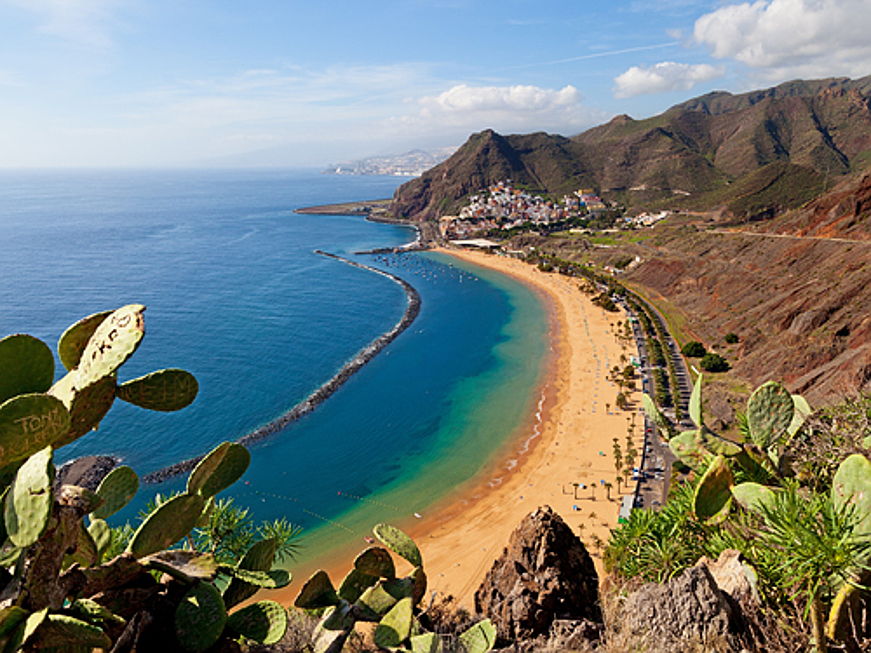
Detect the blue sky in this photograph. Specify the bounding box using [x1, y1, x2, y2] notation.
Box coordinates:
[1, 0, 868, 167]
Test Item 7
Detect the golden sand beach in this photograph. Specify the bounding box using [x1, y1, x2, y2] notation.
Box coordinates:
[266, 247, 643, 608]
[405, 248, 643, 606]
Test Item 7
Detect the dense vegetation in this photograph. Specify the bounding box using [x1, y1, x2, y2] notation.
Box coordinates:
[608, 379, 871, 651]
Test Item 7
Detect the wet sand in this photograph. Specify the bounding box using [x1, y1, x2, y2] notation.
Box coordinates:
[265, 247, 643, 609]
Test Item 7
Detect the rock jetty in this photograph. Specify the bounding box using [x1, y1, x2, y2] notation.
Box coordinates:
[143, 250, 421, 484]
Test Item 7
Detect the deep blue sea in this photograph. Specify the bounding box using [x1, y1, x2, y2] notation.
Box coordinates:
[0, 169, 546, 564]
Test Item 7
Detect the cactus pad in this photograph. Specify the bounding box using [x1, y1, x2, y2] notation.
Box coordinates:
[0, 606, 27, 638]
[0, 393, 70, 467]
[49, 373, 117, 446]
[117, 368, 198, 412]
[226, 600, 287, 645]
[693, 455, 734, 524]
[0, 334, 55, 403]
[831, 453, 871, 539]
[228, 567, 291, 588]
[354, 546, 396, 578]
[374, 597, 413, 649]
[312, 604, 354, 653]
[31, 614, 111, 649]
[187, 442, 250, 499]
[698, 428, 742, 457]
[746, 381, 794, 449]
[668, 430, 713, 473]
[641, 393, 670, 433]
[294, 570, 340, 609]
[91, 465, 139, 520]
[411, 566, 427, 605]
[411, 632, 443, 653]
[459, 619, 497, 653]
[127, 492, 205, 558]
[57, 310, 112, 371]
[373, 523, 422, 567]
[786, 394, 812, 439]
[338, 568, 378, 603]
[356, 583, 399, 617]
[68, 599, 125, 627]
[175, 581, 227, 653]
[5, 446, 54, 547]
[76, 304, 145, 387]
[731, 482, 777, 514]
[87, 518, 111, 558]
[143, 550, 219, 582]
[64, 521, 99, 569]
[222, 537, 278, 609]
[689, 373, 703, 426]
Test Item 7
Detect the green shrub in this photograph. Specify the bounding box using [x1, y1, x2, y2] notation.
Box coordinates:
[700, 352, 730, 372]
[724, 332, 739, 344]
[681, 341, 707, 357]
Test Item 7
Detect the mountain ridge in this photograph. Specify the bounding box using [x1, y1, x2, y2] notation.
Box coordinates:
[392, 75, 871, 222]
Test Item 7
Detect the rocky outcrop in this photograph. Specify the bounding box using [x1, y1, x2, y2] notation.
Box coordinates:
[614, 566, 739, 651]
[697, 549, 759, 607]
[55, 455, 119, 492]
[474, 506, 601, 647]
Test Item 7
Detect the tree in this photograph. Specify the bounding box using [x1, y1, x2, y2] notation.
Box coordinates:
[681, 341, 707, 357]
[700, 352, 730, 372]
[615, 392, 628, 411]
[724, 332, 739, 344]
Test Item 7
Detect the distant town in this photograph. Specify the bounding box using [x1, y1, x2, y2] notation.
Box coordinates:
[325, 147, 456, 177]
[439, 181, 669, 240]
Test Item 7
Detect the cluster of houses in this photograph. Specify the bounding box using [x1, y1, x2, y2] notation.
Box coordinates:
[624, 210, 669, 227]
[439, 181, 608, 240]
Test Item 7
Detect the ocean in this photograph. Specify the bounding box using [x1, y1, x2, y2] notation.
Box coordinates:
[0, 168, 547, 565]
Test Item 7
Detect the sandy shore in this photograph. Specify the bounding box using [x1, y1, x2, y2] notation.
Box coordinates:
[407, 249, 642, 605]
[265, 247, 642, 609]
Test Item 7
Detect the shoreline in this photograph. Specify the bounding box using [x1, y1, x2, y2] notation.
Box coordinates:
[265, 247, 642, 608]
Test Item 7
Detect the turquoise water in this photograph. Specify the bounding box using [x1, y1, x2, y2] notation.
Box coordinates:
[0, 169, 547, 562]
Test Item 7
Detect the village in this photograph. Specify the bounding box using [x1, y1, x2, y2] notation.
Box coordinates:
[438, 181, 669, 240]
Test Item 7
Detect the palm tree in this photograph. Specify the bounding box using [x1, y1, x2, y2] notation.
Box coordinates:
[604, 481, 613, 501]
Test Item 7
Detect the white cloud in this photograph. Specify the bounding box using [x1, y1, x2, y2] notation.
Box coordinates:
[694, 0, 871, 80]
[2, 0, 123, 48]
[613, 61, 724, 97]
[406, 84, 603, 135]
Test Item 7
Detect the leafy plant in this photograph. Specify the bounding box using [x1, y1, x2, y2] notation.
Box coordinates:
[680, 341, 707, 357]
[0, 307, 294, 651]
[295, 522, 496, 653]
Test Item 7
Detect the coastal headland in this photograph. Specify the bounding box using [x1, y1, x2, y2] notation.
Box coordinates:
[268, 247, 643, 607]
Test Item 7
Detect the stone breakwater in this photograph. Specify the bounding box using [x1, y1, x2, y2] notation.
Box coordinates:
[143, 250, 421, 484]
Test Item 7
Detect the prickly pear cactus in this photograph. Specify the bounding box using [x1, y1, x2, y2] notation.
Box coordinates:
[117, 368, 198, 412]
[787, 394, 812, 439]
[0, 334, 55, 403]
[175, 581, 227, 653]
[354, 546, 396, 578]
[731, 482, 777, 514]
[87, 518, 111, 558]
[373, 523, 422, 567]
[225, 600, 288, 645]
[698, 428, 742, 456]
[75, 304, 146, 387]
[295, 570, 340, 609]
[458, 619, 497, 653]
[338, 568, 378, 603]
[410, 632, 443, 653]
[127, 492, 205, 558]
[57, 310, 112, 371]
[374, 596, 413, 649]
[91, 464, 139, 520]
[0, 393, 70, 467]
[4, 446, 54, 547]
[48, 373, 117, 446]
[831, 453, 871, 542]
[693, 455, 734, 523]
[746, 381, 794, 449]
[222, 536, 279, 609]
[187, 441, 250, 499]
[30, 614, 112, 649]
[668, 430, 714, 473]
[689, 373, 703, 426]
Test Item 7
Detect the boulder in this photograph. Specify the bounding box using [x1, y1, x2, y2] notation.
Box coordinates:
[697, 549, 759, 606]
[474, 506, 601, 644]
[617, 565, 737, 650]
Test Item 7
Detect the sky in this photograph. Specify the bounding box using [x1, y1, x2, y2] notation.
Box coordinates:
[0, 0, 869, 168]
